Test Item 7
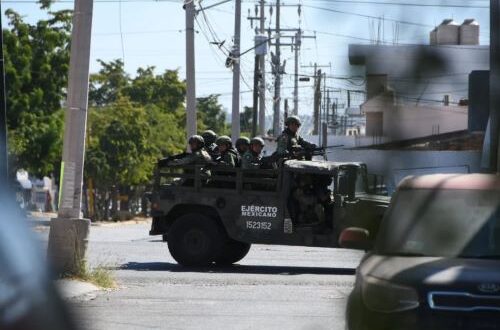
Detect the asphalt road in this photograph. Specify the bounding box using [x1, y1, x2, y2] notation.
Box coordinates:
[36, 221, 364, 330]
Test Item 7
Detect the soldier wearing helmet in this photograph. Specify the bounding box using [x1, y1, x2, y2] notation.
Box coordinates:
[241, 137, 265, 170]
[215, 136, 239, 168]
[166, 135, 212, 166]
[276, 115, 316, 159]
[235, 137, 250, 156]
[201, 130, 220, 161]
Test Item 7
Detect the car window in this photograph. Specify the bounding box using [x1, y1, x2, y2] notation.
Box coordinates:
[375, 189, 500, 258]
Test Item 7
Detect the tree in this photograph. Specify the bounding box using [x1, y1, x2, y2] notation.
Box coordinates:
[3, 8, 72, 177]
[240, 106, 253, 134]
[197, 94, 229, 135]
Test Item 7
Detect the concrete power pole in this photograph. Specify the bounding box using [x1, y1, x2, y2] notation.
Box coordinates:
[231, 0, 242, 144]
[313, 67, 322, 135]
[185, 0, 197, 141]
[272, 1, 281, 137]
[491, 0, 500, 173]
[293, 30, 301, 116]
[48, 0, 94, 274]
[259, 0, 266, 136]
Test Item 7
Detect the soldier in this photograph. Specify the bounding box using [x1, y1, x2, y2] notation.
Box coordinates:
[167, 135, 212, 166]
[215, 136, 239, 168]
[235, 137, 250, 156]
[202, 130, 219, 161]
[275, 116, 316, 159]
[241, 137, 265, 170]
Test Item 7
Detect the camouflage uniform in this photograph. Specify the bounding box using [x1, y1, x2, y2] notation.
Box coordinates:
[202, 130, 220, 161]
[218, 148, 239, 168]
[241, 150, 262, 170]
[276, 128, 316, 158]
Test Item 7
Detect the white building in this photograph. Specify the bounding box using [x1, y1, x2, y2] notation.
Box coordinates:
[349, 19, 488, 141]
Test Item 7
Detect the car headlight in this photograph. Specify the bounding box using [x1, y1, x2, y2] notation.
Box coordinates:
[362, 276, 420, 313]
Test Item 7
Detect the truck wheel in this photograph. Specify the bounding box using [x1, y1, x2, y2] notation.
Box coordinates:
[214, 240, 251, 265]
[167, 214, 223, 267]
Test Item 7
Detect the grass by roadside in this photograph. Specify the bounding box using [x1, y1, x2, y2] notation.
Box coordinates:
[66, 262, 116, 289]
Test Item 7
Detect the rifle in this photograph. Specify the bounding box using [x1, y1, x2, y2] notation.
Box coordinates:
[157, 153, 188, 167]
[292, 145, 344, 160]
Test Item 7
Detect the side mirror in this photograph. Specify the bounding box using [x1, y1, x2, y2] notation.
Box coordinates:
[339, 227, 372, 250]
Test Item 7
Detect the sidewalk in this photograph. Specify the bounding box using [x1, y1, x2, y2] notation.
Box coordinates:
[28, 212, 151, 228]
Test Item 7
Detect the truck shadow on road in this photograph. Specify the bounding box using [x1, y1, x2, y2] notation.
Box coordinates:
[119, 262, 356, 276]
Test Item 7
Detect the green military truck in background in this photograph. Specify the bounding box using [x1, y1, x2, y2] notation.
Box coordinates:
[148, 160, 390, 266]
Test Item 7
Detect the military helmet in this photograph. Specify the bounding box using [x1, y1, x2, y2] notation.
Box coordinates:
[201, 130, 217, 145]
[285, 115, 302, 127]
[235, 137, 250, 147]
[216, 135, 232, 146]
[188, 135, 205, 147]
[250, 137, 265, 147]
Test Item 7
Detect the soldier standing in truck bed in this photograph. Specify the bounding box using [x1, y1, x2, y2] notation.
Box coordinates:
[276, 116, 316, 159]
[241, 137, 265, 170]
[167, 135, 212, 166]
[235, 137, 250, 156]
[215, 136, 239, 168]
[202, 130, 220, 161]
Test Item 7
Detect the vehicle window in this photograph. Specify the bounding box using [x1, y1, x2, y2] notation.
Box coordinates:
[375, 189, 500, 258]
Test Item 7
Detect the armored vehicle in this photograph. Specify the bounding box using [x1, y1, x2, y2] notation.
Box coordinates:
[148, 160, 390, 266]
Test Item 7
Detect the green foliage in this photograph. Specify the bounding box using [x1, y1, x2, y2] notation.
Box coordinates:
[3, 8, 72, 177]
[240, 106, 253, 134]
[197, 94, 229, 135]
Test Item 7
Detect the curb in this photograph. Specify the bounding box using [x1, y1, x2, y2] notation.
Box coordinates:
[56, 279, 101, 300]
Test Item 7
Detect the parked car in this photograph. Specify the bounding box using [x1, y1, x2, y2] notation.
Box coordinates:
[341, 174, 500, 330]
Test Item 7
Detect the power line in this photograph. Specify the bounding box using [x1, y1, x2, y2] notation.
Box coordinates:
[297, 0, 488, 9]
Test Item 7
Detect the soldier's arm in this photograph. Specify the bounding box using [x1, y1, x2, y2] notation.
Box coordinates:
[275, 134, 290, 156]
[218, 154, 236, 167]
[241, 154, 260, 170]
[169, 154, 195, 166]
[298, 136, 316, 149]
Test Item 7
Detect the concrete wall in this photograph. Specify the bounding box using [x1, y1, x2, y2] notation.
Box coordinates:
[384, 104, 468, 140]
[361, 94, 468, 140]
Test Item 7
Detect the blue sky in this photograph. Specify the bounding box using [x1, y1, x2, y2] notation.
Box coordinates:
[1, 0, 490, 117]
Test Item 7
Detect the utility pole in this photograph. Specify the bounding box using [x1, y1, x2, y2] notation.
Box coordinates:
[259, 0, 266, 136]
[0, 1, 8, 190]
[284, 98, 289, 120]
[252, 54, 259, 137]
[313, 67, 322, 135]
[185, 0, 197, 141]
[231, 0, 242, 144]
[273, 0, 281, 137]
[48, 0, 94, 274]
[293, 30, 300, 116]
[491, 0, 500, 172]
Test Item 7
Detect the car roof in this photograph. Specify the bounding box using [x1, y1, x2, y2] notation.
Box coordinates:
[284, 160, 361, 174]
[398, 173, 500, 191]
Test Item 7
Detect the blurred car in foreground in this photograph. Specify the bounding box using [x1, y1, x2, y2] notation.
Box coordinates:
[0, 194, 76, 330]
[341, 174, 500, 330]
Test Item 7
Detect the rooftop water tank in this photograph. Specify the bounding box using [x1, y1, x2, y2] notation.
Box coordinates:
[460, 19, 480, 45]
[435, 19, 460, 45]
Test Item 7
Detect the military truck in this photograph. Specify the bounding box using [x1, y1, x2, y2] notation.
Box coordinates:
[148, 160, 390, 266]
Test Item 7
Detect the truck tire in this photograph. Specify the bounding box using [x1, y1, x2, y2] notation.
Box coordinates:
[214, 239, 251, 265]
[167, 214, 223, 266]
